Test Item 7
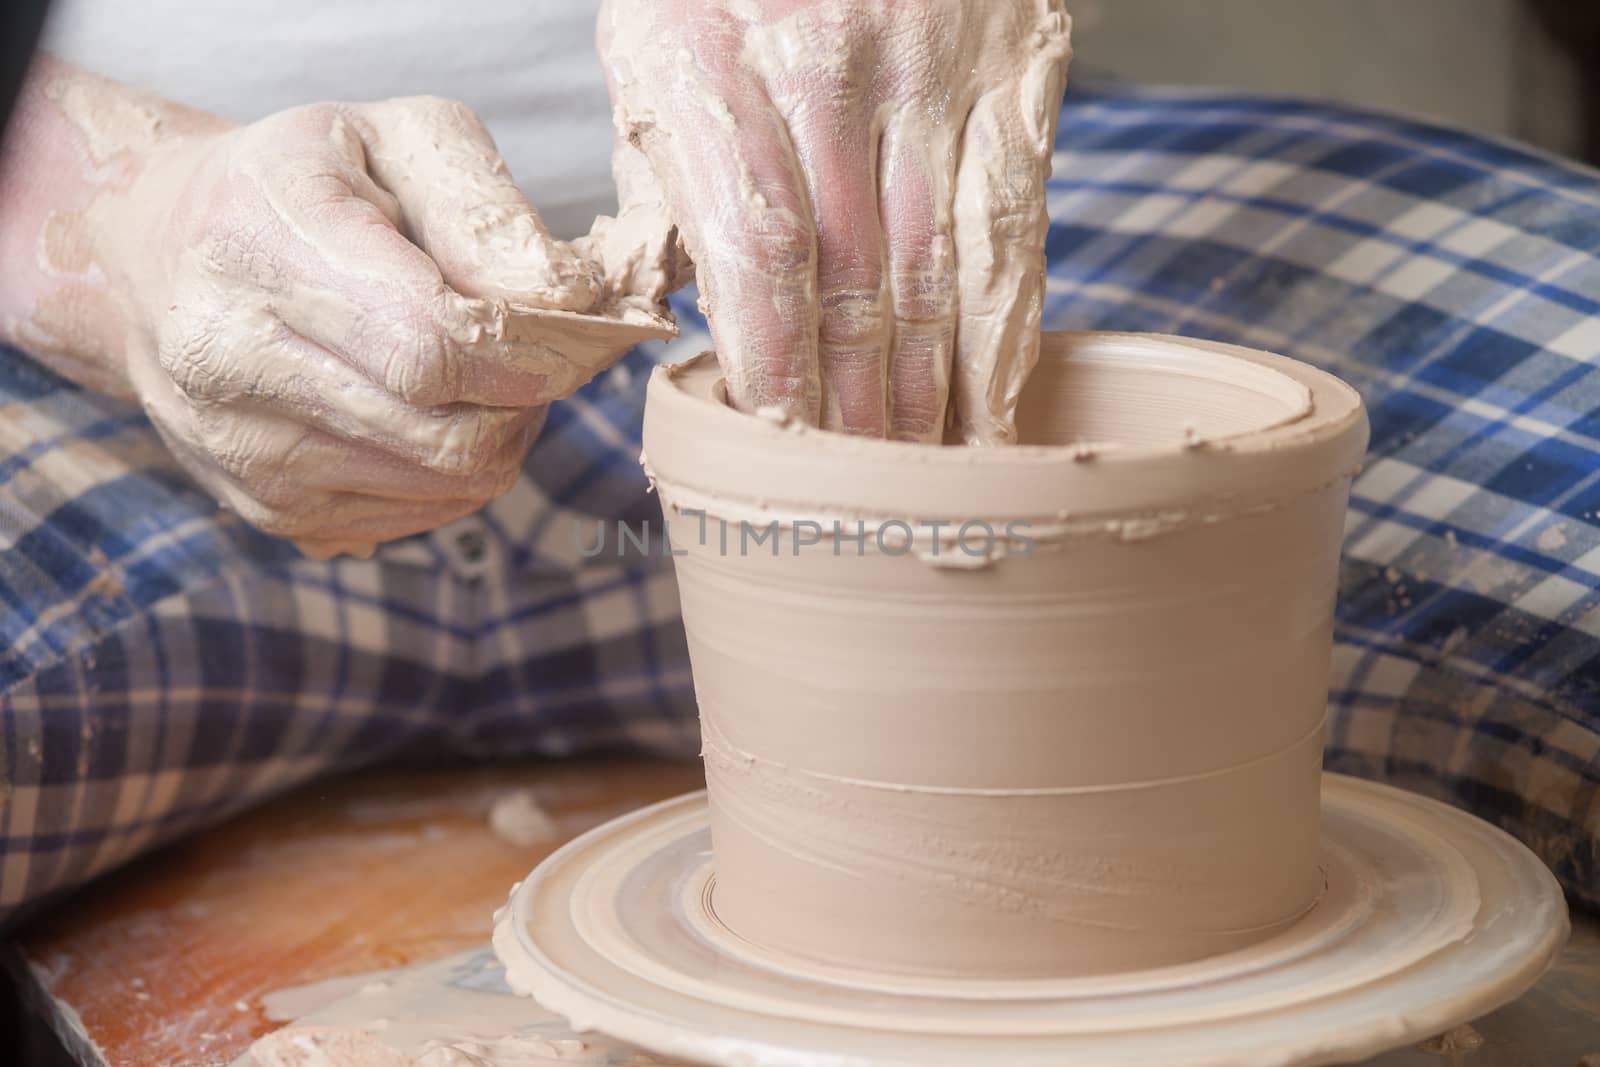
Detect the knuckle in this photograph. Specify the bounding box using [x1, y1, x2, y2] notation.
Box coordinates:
[413, 409, 502, 476]
[157, 320, 231, 401]
[980, 176, 1048, 237]
[890, 264, 958, 322]
[391, 359, 455, 408]
[155, 279, 243, 396]
[363, 296, 455, 405]
[195, 185, 289, 285]
[819, 286, 888, 349]
[730, 210, 814, 279]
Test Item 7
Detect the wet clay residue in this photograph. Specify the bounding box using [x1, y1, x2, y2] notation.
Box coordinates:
[1419, 1023, 1484, 1062]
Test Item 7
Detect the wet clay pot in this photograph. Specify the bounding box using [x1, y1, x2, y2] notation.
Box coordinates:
[641, 332, 1369, 980]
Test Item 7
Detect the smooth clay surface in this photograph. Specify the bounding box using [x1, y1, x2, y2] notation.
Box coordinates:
[491, 777, 1569, 1067]
[641, 332, 1371, 979]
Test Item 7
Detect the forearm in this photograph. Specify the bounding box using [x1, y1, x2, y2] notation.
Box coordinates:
[0, 55, 227, 397]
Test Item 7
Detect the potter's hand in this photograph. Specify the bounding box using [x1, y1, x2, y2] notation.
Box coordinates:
[597, 0, 1071, 442]
[121, 99, 647, 559]
[0, 65, 662, 563]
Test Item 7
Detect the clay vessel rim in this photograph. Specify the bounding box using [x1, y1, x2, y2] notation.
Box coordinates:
[642, 331, 1370, 522]
[651, 331, 1364, 467]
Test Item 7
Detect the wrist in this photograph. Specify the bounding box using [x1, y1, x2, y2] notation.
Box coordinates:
[0, 57, 229, 399]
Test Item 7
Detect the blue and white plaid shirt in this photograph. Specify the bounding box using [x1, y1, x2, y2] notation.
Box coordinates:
[3, 88, 1598, 923]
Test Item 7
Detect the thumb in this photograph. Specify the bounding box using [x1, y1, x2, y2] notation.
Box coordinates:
[351, 97, 600, 312]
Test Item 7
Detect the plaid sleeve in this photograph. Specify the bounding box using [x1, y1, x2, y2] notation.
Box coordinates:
[4, 85, 1598, 923]
[0, 338, 701, 926]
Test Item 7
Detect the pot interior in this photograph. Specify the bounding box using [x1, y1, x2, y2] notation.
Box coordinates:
[1013, 336, 1313, 449]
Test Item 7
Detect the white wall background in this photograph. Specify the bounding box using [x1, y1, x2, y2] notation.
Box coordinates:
[1069, 0, 1585, 159]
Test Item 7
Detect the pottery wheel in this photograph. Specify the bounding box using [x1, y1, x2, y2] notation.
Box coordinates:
[492, 774, 1568, 1067]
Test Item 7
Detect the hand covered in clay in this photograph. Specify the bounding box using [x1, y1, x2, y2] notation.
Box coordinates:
[39, 89, 671, 558]
[597, 0, 1071, 442]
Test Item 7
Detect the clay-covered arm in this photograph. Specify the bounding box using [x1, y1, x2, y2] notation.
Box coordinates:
[0, 57, 660, 558]
[0, 55, 229, 396]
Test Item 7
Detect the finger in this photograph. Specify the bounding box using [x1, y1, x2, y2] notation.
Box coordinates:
[268, 302, 607, 420]
[145, 400, 486, 546]
[192, 411, 534, 506]
[879, 113, 959, 443]
[351, 97, 600, 312]
[784, 100, 889, 436]
[948, 15, 1070, 445]
[231, 106, 582, 407]
[947, 89, 1047, 446]
[161, 416, 490, 545]
[132, 356, 495, 548]
[608, 10, 820, 422]
[161, 315, 539, 473]
[155, 389, 531, 514]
